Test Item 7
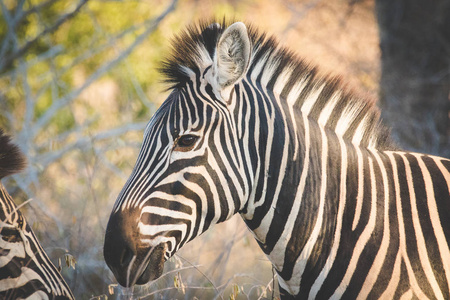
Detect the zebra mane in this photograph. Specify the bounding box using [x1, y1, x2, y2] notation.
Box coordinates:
[0, 129, 26, 180]
[160, 19, 394, 150]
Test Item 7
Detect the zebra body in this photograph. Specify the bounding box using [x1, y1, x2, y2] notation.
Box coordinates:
[0, 130, 74, 300]
[103, 20, 450, 299]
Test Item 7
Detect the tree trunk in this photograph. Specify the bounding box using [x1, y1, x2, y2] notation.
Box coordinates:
[376, 0, 450, 157]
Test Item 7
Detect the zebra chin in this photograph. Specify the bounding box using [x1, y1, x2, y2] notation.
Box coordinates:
[132, 243, 167, 286]
[103, 210, 168, 287]
[106, 240, 167, 287]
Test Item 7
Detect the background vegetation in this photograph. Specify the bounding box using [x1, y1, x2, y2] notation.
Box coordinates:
[0, 0, 448, 299]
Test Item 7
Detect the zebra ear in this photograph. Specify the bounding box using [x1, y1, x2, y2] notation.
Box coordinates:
[214, 22, 251, 90]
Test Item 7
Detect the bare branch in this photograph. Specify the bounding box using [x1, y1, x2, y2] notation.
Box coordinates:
[36, 121, 147, 168]
[0, 0, 21, 61]
[21, 0, 61, 20]
[32, 0, 178, 136]
[0, 0, 88, 72]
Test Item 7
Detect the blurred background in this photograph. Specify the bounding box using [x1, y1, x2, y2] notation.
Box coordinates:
[0, 0, 448, 299]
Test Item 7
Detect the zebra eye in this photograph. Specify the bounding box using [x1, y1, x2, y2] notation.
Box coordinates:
[175, 134, 198, 151]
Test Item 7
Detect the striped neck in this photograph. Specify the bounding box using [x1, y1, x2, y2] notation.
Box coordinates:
[232, 57, 394, 294]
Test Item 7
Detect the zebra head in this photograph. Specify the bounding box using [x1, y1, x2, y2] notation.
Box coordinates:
[104, 22, 253, 287]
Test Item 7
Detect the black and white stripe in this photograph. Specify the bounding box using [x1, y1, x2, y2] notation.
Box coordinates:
[104, 20, 450, 299]
[0, 129, 74, 300]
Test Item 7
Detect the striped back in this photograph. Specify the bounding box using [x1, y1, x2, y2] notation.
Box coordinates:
[0, 129, 74, 299]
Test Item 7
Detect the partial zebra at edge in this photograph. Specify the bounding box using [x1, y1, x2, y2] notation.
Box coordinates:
[0, 129, 74, 300]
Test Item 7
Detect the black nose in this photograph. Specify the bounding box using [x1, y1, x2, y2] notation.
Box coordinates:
[104, 211, 138, 287]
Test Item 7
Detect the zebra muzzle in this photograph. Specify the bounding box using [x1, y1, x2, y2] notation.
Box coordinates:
[104, 211, 167, 287]
[104, 239, 166, 287]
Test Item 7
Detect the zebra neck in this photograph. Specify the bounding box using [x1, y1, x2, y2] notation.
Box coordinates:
[237, 78, 374, 291]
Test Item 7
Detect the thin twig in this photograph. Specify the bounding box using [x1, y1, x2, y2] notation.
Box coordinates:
[175, 254, 224, 300]
[36, 121, 147, 168]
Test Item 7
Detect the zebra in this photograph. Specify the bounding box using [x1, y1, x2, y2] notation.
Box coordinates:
[0, 129, 74, 299]
[103, 20, 450, 299]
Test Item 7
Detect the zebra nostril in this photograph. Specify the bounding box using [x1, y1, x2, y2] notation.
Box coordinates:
[119, 244, 134, 268]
